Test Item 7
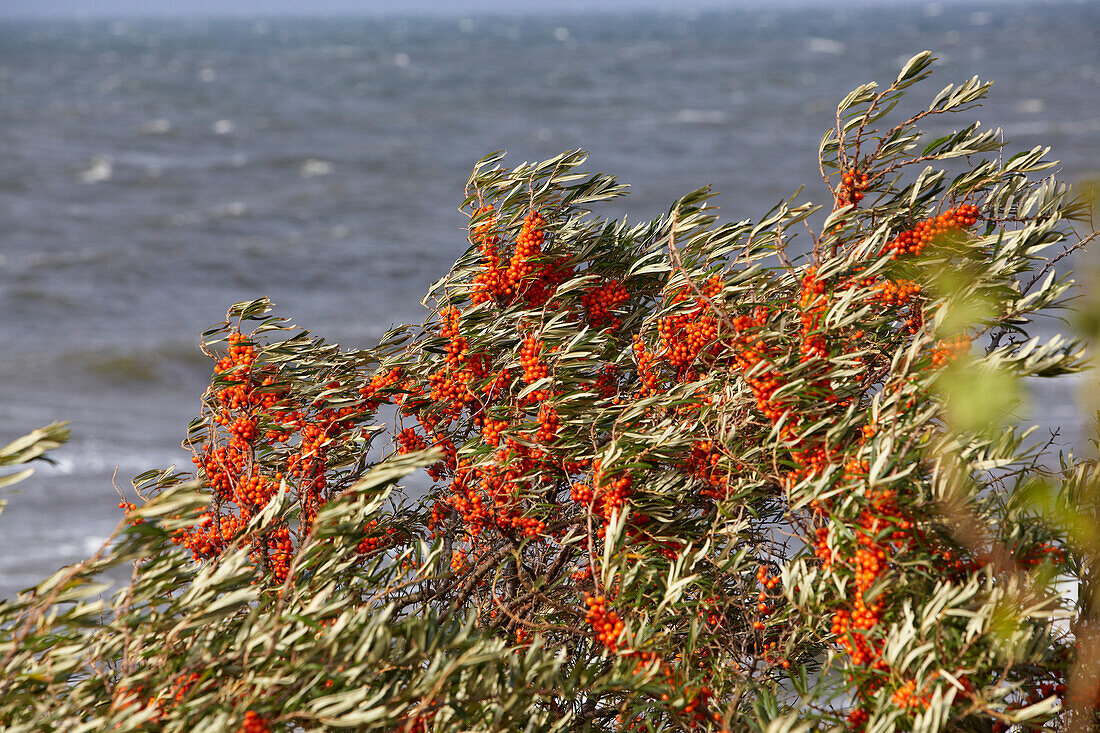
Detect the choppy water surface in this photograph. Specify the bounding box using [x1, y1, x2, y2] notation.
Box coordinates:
[1, 2, 1097, 596]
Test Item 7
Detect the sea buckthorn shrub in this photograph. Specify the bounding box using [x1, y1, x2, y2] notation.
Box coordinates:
[1, 53, 1099, 732]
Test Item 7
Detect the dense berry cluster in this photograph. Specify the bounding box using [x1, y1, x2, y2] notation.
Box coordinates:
[582, 278, 630, 330]
[469, 208, 573, 308]
[239, 710, 270, 733]
[585, 594, 625, 651]
[656, 275, 723, 376]
[883, 204, 981, 258]
[932, 333, 972, 367]
[685, 440, 730, 500]
[891, 678, 931, 710]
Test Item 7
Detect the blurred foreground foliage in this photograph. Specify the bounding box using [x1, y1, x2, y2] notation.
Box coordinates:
[2, 53, 1099, 732]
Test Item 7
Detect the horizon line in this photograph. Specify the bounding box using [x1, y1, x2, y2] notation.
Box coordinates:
[0, 0, 1082, 22]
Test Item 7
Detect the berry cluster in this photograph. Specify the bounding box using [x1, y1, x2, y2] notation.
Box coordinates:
[585, 594, 624, 651]
[685, 440, 729, 500]
[509, 211, 545, 284]
[891, 678, 930, 710]
[872, 278, 921, 308]
[836, 168, 870, 206]
[656, 275, 724, 376]
[570, 468, 633, 536]
[752, 566, 781, 630]
[469, 208, 573, 308]
[111, 684, 164, 723]
[239, 711, 270, 733]
[356, 519, 399, 555]
[812, 526, 834, 567]
[519, 335, 549, 401]
[730, 308, 788, 425]
[799, 268, 828, 361]
[631, 335, 660, 398]
[582, 278, 630, 330]
[931, 333, 971, 367]
[883, 204, 980, 258]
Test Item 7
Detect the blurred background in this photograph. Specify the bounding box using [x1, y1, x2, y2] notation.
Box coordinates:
[0, 0, 1096, 597]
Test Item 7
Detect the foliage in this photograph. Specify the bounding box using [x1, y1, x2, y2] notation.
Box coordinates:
[0, 421, 69, 492]
[2, 53, 1099, 732]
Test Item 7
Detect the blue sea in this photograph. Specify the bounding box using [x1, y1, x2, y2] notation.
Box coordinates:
[1, 1, 1097, 596]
